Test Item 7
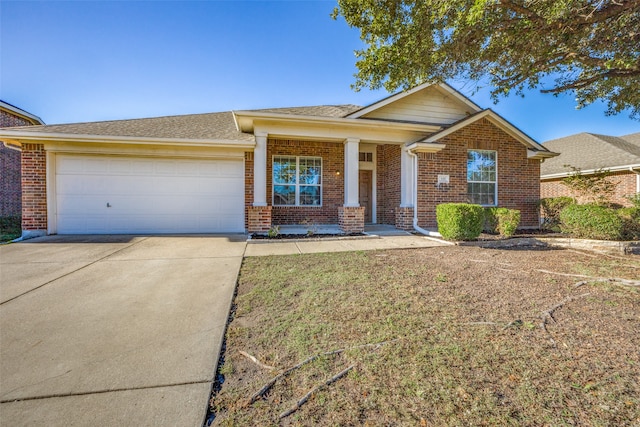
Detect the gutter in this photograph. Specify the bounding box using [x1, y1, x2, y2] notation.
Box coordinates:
[541, 164, 640, 180]
[0, 131, 256, 150]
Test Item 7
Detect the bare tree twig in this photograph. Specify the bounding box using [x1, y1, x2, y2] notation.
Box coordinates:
[536, 269, 640, 287]
[539, 293, 590, 347]
[278, 365, 355, 419]
[239, 350, 275, 371]
[246, 339, 397, 406]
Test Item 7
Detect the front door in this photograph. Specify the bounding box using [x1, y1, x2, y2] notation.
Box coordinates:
[359, 170, 372, 223]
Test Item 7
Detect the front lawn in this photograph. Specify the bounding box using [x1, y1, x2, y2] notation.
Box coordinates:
[211, 246, 639, 426]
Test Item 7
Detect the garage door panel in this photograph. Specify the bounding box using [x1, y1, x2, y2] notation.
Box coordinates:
[55, 155, 245, 234]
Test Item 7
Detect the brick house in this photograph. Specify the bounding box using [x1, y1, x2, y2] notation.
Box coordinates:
[0, 83, 556, 237]
[0, 101, 44, 218]
[540, 132, 640, 206]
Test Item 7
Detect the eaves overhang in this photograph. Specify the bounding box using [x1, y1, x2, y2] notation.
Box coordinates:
[406, 142, 447, 153]
[528, 149, 560, 160]
[0, 130, 256, 150]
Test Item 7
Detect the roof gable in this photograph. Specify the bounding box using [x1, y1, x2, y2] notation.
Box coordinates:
[541, 132, 640, 177]
[346, 82, 481, 125]
[0, 100, 44, 125]
[420, 109, 552, 156]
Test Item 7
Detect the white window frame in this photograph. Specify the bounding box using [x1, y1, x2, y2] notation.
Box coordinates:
[272, 155, 322, 206]
[467, 149, 498, 206]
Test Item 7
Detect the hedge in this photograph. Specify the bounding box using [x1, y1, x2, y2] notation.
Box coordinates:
[539, 197, 575, 231]
[484, 207, 521, 238]
[559, 204, 623, 240]
[436, 203, 484, 241]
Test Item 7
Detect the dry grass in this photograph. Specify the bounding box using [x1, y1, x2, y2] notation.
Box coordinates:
[211, 246, 639, 426]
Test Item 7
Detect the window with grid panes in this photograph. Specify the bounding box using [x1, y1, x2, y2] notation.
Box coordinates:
[273, 156, 322, 206]
[467, 150, 497, 206]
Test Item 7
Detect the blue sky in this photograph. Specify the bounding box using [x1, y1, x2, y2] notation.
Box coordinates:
[1, 0, 638, 142]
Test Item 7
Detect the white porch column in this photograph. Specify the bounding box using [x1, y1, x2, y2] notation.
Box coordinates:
[400, 146, 414, 207]
[253, 131, 267, 206]
[343, 137, 360, 207]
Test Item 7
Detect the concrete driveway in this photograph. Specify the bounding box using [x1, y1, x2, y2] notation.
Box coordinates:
[0, 235, 246, 426]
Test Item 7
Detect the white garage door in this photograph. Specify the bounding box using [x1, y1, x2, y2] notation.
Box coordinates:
[55, 155, 245, 234]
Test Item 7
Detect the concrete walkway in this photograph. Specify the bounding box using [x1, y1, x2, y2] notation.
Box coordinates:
[245, 231, 449, 257]
[0, 235, 246, 426]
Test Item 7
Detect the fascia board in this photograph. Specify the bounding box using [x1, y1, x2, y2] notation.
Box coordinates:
[0, 130, 256, 149]
[0, 101, 45, 125]
[541, 164, 640, 179]
[527, 149, 560, 159]
[435, 83, 483, 113]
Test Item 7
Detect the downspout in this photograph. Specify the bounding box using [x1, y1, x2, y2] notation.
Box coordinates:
[407, 148, 441, 237]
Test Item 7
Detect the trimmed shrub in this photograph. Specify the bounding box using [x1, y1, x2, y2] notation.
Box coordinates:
[497, 209, 521, 237]
[539, 197, 575, 231]
[436, 203, 484, 241]
[618, 207, 640, 240]
[559, 204, 623, 240]
[483, 207, 521, 237]
[483, 207, 502, 234]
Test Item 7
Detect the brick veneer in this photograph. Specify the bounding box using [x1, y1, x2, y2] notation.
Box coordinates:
[0, 144, 22, 216]
[267, 139, 344, 225]
[395, 206, 414, 230]
[376, 144, 401, 225]
[21, 144, 47, 232]
[247, 206, 272, 232]
[541, 171, 638, 207]
[415, 118, 541, 228]
[338, 206, 365, 233]
[1, 110, 40, 219]
[0, 110, 34, 127]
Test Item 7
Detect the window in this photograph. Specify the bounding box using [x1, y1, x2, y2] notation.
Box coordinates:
[359, 152, 373, 162]
[467, 150, 497, 206]
[273, 156, 322, 206]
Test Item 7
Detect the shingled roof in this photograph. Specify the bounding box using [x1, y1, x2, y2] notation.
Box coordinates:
[541, 132, 640, 176]
[1, 105, 363, 142]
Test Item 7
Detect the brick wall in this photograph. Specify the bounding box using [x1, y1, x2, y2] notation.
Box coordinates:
[244, 151, 254, 231]
[1, 109, 41, 220]
[21, 144, 47, 231]
[416, 118, 541, 228]
[0, 144, 22, 216]
[376, 144, 401, 225]
[1, 110, 34, 127]
[267, 138, 344, 225]
[541, 171, 638, 206]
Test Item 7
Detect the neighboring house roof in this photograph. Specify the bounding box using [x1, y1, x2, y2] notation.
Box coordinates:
[541, 132, 640, 178]
[0, 100, 45, 125]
